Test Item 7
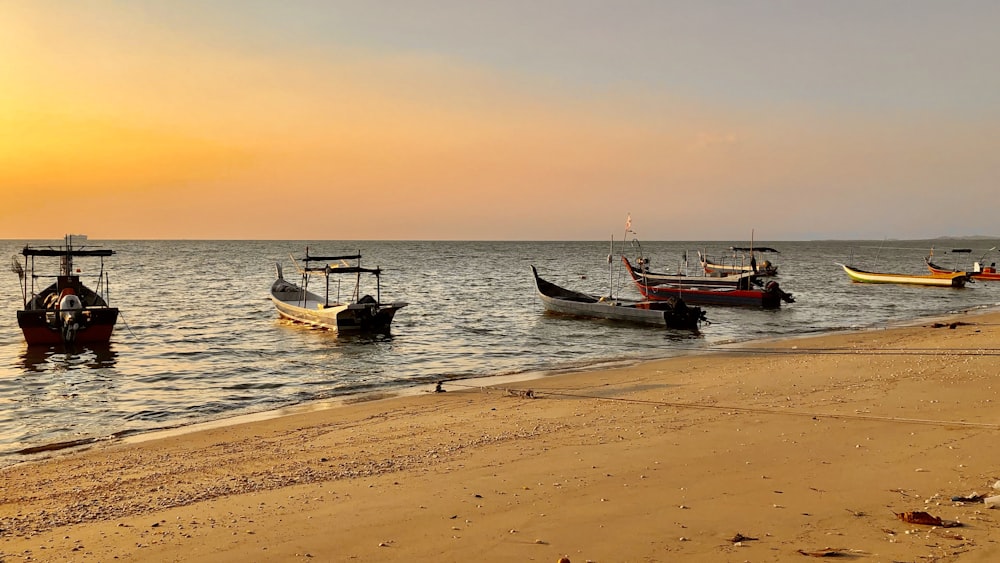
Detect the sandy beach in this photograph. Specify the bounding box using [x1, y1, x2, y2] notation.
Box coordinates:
[4, 311, 1000, 562]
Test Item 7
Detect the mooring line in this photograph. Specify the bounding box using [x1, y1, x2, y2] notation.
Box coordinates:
[117, 311, 139, 339]
[692, 346, 1000, 356]
[445, 382, 1000, 430]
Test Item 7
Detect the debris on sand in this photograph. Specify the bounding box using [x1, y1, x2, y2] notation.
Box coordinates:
[895, 510, 961, 527]
[796, 547, 847, 557]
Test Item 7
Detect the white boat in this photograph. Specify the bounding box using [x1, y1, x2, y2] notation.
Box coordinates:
[531, 266, 705, 330]
[699, 247, 779, 276]
[270, 250, 407, 333]
[624, 256, 759, 288]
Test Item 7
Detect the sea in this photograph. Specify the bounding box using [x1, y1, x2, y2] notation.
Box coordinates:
[2, 239, 998, 466]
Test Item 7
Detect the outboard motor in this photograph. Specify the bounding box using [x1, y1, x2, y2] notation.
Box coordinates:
[765, 281, 795, 304]
[59, 293, 84, 343]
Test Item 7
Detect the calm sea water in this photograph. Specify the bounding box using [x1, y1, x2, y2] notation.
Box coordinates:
[2, 239, 998, 465]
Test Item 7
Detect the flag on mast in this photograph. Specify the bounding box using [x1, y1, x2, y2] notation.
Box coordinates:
[625, 213, 632, 232]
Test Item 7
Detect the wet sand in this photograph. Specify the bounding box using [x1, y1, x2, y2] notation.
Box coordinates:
[3, 311, 1000, 562]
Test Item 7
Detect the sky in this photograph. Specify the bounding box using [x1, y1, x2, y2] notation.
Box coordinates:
[2, 1, 998, 241]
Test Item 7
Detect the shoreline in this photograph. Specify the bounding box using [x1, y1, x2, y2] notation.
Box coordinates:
[9, 303, 997, 468]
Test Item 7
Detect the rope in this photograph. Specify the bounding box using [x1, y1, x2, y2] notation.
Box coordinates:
[688, 346, 1000, 357]
[443, 382, 1000, 430]
[117, 311, 138, 339]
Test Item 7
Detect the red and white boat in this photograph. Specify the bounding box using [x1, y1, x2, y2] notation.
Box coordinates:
[925, 248, 1000, 281]
[13, 235, 119, 346]
[624, 256, 794, 309]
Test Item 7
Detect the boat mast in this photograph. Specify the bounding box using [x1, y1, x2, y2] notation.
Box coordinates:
[61, 234, 74, 277]
[354, 251, 362, 302]
[608, 235, 615, 299]
[324, 265, 331, 307]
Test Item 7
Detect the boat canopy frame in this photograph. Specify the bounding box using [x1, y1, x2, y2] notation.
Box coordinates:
[729, 246, 780, 253]
[14, 235, 114, 308]
[294, 249, 383, 307]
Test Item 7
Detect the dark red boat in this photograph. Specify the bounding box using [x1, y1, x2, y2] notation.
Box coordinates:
[624, 256, 794, 309]
[12, 235, 119, 346]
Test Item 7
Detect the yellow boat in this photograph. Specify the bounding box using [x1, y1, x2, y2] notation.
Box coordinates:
[839, 264, 969, 288]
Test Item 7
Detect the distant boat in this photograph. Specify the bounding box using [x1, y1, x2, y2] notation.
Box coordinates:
[622, 234, 762, 288]
[925, 247, 1000, 281]
[13, 235, 119, 346]
[839, 263, 969, 288]
[699, 247, 780, 277]
[531, 266, 705, 330]
[270, 250, 407, 333]
[624, 257, 794, 309]
[624, 255, 759, 289]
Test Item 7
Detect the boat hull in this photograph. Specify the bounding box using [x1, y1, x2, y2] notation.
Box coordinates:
[624, 259, 790, 308]
[841, 264, 968, 287]
[17, 308, 119, 346]
[926, 259, 1000, 281]
[634, 282, 782, 309]
[532, 266, 704, 330]
[700, 253, 779, 277]
[701, 261, 778, 277]
[270, 296, 406, 333]
[623, 257, 757, 288]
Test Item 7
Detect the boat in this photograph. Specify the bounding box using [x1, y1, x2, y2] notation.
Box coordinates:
[531, 266, 705, 330]
[624, 255, 760, 289]
[622, 235, 761, 289]
[839, 263, 969, 287]
[699, 247, 780, 277]
[925, 248, 1000, 281]
[624, 257, 794, 309]
[270, 250, 407, 333]
[11, 235, 119, 346]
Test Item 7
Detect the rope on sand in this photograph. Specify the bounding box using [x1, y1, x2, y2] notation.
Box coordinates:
[693, 346, 1000, 356]
[444, 382, 1000, 430]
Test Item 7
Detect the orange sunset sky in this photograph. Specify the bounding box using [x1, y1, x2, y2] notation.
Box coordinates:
[2, 1, 998, 241]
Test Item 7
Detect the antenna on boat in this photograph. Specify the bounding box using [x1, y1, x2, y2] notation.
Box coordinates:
[10, 256, 26, 305]
[980, 246, 998, 262]
[873, 238, 886, 271]
[608, 234, 614, 299]
[9, 256, 23, 279]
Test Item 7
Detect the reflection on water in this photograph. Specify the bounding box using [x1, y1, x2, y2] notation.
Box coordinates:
[18, 344, 119, 373]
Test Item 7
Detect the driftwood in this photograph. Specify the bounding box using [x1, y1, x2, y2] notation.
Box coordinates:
[797, 548, 847, 557]
[895, 510, 962, 528]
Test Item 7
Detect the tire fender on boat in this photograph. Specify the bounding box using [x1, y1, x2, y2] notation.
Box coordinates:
[59, 293, 82, 311]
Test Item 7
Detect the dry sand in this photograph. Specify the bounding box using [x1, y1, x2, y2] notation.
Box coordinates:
[4, 311, 1000, 562]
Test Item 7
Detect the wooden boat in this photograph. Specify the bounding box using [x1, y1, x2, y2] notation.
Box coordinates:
[270, 250, 407, 333]
[840, 264, 969, 287]
[699, 247, 779, 277]
[12, 235, 119, 346]
[925, 248, 1000, 281]
[624, 256, 759, 289]
[622, 234, 761, 288]
[624, 258, 794, 309]
[531, 266, 705, 330]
